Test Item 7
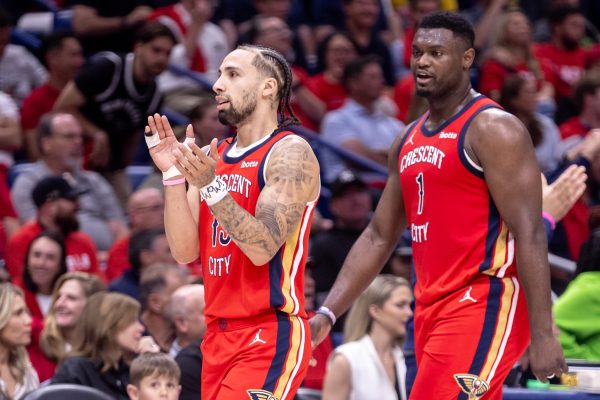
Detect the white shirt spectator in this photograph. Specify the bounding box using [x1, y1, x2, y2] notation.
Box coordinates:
[0, 91, 19, 167]
[0, 44, 47, 106]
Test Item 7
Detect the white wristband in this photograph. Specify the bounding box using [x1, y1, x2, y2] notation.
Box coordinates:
[200, 175, 228, 206]
[162, 165, 181, 180]
[316, 306, 336, 326]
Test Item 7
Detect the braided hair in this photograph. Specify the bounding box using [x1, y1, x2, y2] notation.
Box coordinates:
[237, 44, 299, 128]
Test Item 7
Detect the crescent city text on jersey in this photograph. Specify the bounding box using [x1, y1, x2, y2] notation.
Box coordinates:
[400, 145, 446, 173]
[217, 173, 252, 198]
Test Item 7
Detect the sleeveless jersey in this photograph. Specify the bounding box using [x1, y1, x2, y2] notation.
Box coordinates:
[199, 130, 316, 325]
[398, 95, 516, 306]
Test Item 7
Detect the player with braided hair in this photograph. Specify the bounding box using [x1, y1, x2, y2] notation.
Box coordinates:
[146, 44, 320, 400]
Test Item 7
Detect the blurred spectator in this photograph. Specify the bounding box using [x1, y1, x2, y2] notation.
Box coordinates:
[553, 228, 600, 361]
[11, 113, 128, 252]
[533, 4, 587, 123]
[166, 284, 205, 358]
[51, 292, 160, 399]
[126, 352, 181, 400]
[460, 0, 510, 51]
[321, 275, 412, 400]
[400, 0, 442, 70]
[532, 0, 600, 44]
[66, 0, 153, 54]
[479, 8, 553, 108]
[54, 22, 176, 207]
[499, 74, 563, 175]
[6, 176, 100, 281]
[28, 272, 105, 382]
[139, 263, 187, 352]
[108, 228, 175, 300]
[189, 97, 230, 146]
[0, 182, 20, 265]
[106, 188, 164, 282]
[0, 283, 39, 399]
[151, 0, 229, 115]
[0, 7, 47, 106]
[559, 71, 600, 141]
[20, 33, 85, 161]
[20, 231, 68, 325]
[321, 56, 404, 182]
[169, 284, 206, 400]
[342, 0, 396, 86]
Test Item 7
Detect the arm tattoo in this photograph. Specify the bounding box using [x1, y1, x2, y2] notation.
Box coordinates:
[210, 138, 318, 262]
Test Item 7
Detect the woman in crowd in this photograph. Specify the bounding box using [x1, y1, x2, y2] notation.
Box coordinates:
[21, 232, 68, 321]
[322, 275, 413, 400]
[51, 292, 159, 399]
[27, 272, 105, 382]
[499, 74, 563, 175]
[0, 283, 39, 399]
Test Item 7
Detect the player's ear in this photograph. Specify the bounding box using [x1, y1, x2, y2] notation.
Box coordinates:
[463, 48, 475, 70]
[262, 77, 278, 100]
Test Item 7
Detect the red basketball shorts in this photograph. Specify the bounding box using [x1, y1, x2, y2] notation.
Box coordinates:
[411, 276, 530, 400]
[201, 311, 310, 400]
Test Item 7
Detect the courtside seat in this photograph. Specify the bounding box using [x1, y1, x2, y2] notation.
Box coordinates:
[24, 384, 113, 400]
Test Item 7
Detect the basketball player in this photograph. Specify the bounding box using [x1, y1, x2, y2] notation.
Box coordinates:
[310, 12, 567, 400]
[146, 45, 320, 400]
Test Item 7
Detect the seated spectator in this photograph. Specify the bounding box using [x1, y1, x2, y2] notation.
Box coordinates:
[165, 284, 205, 358]
[52, 292, 160, 399]
[189, 96, 231, 147]
[11, 113, 128, 252]
[553, 228, 600, 361]
[499, 74, 563, 175]
[321, 275, 412, 400]
[20, 33, 84, 160]
[559, 71, 600, 142]
[0, 283, 39, 399]
[67, 0, 153, 54]
[6, 176, 100, 280]
[20, 232, 68, 321]
[109, 228, 176, 301]
[28, 272, 105, 382]
[321, 56, 404, 182]
[151, 0, 229, 115]
[106, 188, 165, 282]
[139, 263, 187, 352]
[168, 285, 206, 400]
[127, 352, 181, 400]
[0, 7, 47, 106]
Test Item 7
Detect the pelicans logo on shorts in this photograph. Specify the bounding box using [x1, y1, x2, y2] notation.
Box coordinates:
[453, 374, 490, 399]
[246, 389, 279, 400]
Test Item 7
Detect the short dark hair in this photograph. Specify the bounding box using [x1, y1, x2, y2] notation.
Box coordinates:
[418, 11, 475, 49]
[23, 231, 68, 294]
[128, 228, 166, 276]
[547, 4, 582, 26]
[135, 21, 177, 46]
[40, 32, 78, 62]
[129, 352, 180, 387]
[573, 72, 600, 113]
[139, 263, 186, 310]
[342, 55, 382, 90]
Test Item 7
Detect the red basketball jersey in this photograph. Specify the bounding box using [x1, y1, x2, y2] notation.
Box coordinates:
[199, 131, 316, 325]
[398, 95, 516, 306]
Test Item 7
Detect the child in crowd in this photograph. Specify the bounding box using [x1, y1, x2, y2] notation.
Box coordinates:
[127, 352, 181, 400]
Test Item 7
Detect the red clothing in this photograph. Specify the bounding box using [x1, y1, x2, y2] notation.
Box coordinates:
[105, 235, 130, 282]
[301, 311, 333, 390]
[0, 165, 16, 261]
[27, 317, 57, 383]
[478, 59, 537, 98]
[399, 95, 530, 398]
[290, 67, 319, 131]
[199, 131, 315, 325]
[559, 116, 590, 140]
[20, 83, 60, 131]
[533, 43, 586, 100]
[6, 221, 100, 281]
[393, 75, 416, 123]
[304, 73, 347, 113]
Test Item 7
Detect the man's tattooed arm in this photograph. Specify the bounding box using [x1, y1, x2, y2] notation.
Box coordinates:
[210, 136, 320, 265]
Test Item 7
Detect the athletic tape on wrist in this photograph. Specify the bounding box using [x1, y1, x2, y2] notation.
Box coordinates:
[200, 175, 228, 206]
[145, 130, 161, 149]
[162, 165, 181, 180]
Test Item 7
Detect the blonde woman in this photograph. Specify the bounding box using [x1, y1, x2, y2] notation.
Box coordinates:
[322, 275, 412, 400]
[0, 283, 39, 399]
[27, 272, 105, 382]
[51, 292, 159, 400]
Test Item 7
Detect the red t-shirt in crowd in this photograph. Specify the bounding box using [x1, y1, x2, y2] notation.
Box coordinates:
[20, 83, 60, 131]
[559, 116, 591, 140]
[478, 59, 537, 98]
[533, 43, 586, 100]
[393, 75, 415, 123]
[305, 73, 348, 113]
[6, 221, 100, 281]
[105, 235, 130, 282]
[27, 317, 57, 383]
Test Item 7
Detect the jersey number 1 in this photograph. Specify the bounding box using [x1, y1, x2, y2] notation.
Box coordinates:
[416, 172, 424, 215]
